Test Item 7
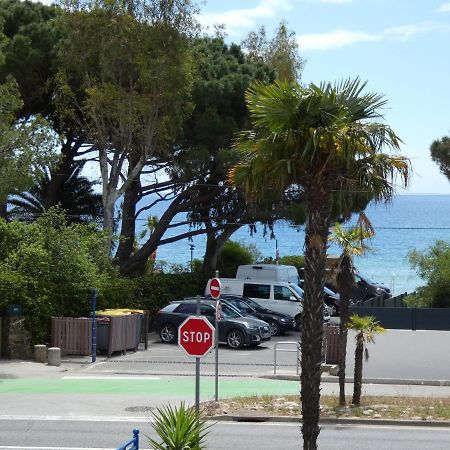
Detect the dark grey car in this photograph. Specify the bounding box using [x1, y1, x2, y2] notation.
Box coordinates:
[153, 299, 271, 349]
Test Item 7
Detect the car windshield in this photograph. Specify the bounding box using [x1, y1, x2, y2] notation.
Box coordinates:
[221, 302, 243, 318]
[290, 284, 304, 298]
[324, 286, 336, 295]
[242, 297, 265, 312]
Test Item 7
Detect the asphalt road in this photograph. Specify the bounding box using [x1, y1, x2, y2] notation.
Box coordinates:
[1, 418, 450, 450]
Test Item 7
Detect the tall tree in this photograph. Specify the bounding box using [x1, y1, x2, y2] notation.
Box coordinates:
[228, 79, 410, 449]
[241, 20, 304, 82]
[0, 0, 88, 210]
[58, 0, 196, 241]
[117, 36, 276, 274]
[329, 218, 373, 406]
[430, 133, 450, 181]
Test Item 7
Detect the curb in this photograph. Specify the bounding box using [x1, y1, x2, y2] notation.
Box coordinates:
[263, 374, 450, 387]
[207, 414, 450, 427]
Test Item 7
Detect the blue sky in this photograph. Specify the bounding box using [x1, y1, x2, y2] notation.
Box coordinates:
[197, 0, 450, 194]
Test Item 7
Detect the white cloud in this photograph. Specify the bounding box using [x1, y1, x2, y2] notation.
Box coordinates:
[299, 29, 377, 50]
[197, 0, 293, 36]
[436, 2, 450, 12]
[298, 22, 444, 51]
[310, 0, 352, 3]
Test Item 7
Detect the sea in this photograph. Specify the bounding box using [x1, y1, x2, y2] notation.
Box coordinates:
[151, 195, 450, 295]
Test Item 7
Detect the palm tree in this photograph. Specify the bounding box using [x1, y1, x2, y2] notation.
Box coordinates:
[348, 314, 385, 405]
[329, 216, 373, 406]
[228, 78, 410, 449]
[8, 162, 102, 224]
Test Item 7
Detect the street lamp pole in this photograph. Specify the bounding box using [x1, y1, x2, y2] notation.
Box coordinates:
[189, 243, 195, 272]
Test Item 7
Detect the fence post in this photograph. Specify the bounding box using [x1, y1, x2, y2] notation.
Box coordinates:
[91, 288, 98, 363]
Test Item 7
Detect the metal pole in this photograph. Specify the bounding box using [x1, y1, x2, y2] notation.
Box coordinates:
[91, 288, 98, 363]
[190, 244, 195, 272]
[215, 306, 219, 402]
[195, 295, 201, 412]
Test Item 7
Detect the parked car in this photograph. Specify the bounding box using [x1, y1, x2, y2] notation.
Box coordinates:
[206, 278, 304, 329]
[299, 279, 340, 317]
[213, 294, 295, 336]
[325, 272, 391, 303]
[153, 298, 271, 349]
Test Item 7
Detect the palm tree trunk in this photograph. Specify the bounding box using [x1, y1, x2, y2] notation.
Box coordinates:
[301, 188, 331, 450]
[337, 256, 353, 406]
[352, 336, 364, 405]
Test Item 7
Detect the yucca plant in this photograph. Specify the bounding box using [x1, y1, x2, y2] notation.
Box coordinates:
[348, 314, 385, 405]
[148, 403, 211, 450]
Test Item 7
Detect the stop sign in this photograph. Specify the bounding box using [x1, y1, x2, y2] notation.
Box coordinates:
[209, 278, 221, 299]
[178, 316, 215, 357]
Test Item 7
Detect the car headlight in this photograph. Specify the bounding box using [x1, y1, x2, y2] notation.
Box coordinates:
[245, 324, 259, 331]
[375, 287, 385, 294]
[280, 318, 287, 323]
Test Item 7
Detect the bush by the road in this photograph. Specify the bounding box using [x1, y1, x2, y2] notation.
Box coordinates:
[0, 208, 206, 343]
[406, 240, 450, 308]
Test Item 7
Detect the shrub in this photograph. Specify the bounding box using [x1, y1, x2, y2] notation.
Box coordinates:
[148, 402, 211, 450]
[217, 240, 260, 277]
[407, 240, 450, 308]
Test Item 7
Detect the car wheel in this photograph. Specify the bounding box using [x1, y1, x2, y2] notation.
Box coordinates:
[226, 329, 245, 349]
[327, 303, 337, 317]
[159, 324, 176, 343]
[267, 320, 280, 336]
[294, 314, 302, 331]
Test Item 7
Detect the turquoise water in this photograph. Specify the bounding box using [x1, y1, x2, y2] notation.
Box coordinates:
[153, 195, 450, 295]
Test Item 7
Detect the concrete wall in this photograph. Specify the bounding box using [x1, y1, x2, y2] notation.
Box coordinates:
[345, 329, 450, 381]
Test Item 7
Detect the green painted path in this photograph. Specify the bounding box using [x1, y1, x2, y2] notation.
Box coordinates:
[0, 376, 300, 398]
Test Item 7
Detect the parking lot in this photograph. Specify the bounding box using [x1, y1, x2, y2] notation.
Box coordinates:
[91, 321, 337, 377]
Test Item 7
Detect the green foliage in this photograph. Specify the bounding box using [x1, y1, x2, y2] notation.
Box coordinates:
[101, 272, 206, 320]
[278, 255, 304, 272]
[407, 240, 450, 308]
[430, 133, 450, 181]
[348, 314, 385, 344]
[217, 240, 260, 277]
[0, 76, 58, 203]
[0, 206, 204, 343]
[8, 161, 102, 223]
[148, 402, 211, 450]
[0, 207, 114, 342]
[0, 0, 61, 118]
[241, 20, 304, 82]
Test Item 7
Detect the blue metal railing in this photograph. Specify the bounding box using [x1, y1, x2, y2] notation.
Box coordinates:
[117, 428, 139, 450]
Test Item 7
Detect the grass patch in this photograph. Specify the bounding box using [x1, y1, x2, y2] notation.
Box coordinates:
[202, 395, 450, 421]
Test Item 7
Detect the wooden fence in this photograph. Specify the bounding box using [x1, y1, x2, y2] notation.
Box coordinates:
[324, 325, 340, 364]
[52, 317, 92, 356]
[51, 312, 149, 357]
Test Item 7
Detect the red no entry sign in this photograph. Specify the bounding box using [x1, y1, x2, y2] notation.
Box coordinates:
[209, 278, 221, 299]
[178, 316, 215, 357]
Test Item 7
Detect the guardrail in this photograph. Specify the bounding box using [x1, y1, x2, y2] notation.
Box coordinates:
[273, 341, 300, 375]
[117, 428, 139, 450]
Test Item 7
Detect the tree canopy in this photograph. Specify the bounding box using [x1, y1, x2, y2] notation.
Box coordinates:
[430, 133, 450, 181]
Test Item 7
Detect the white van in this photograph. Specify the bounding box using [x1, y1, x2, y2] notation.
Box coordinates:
[206, 278, 304, 328]
[236, 264, 300, 284]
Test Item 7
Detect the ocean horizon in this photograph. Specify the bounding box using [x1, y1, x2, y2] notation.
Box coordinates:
[150, 194, 450, 295]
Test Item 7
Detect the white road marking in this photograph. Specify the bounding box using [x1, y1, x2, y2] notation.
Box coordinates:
[0, 415, 152, 422]
[0, 447, 151, 450]
[62, 376, 160, 380]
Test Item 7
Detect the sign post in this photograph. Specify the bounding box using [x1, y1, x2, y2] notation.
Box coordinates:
[209, 278, 222, 402]
[214, 300, 222, 402]
[178, 310, 215, 412]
